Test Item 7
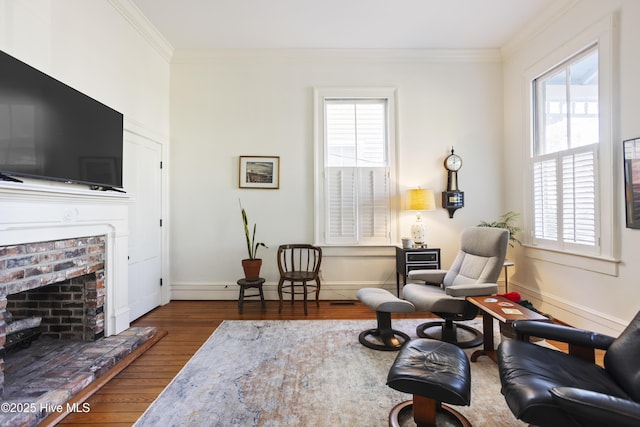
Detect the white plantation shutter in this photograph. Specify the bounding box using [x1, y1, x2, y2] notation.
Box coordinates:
[533, 158, 558, 240]
[562, 147, 596, 245]
[533, 146, 597, 246]
[320, 95, 393, 245]
[357, 168, 390, 243]
[326, 167, 357, 243]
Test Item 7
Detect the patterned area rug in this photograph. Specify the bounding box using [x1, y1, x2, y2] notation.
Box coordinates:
[135, 319, 527, 427]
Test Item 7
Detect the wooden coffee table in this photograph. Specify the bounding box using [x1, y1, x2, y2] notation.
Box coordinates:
[467, 295, 550, 363]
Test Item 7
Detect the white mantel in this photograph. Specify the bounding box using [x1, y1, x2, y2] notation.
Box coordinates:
[0, 180, 131, 336]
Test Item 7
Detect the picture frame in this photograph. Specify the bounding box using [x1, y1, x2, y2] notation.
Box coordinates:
[623, 138, 640, 229]
[239, 156, 280, 189]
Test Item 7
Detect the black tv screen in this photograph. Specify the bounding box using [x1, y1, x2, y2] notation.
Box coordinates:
[0, 50, 123, 188]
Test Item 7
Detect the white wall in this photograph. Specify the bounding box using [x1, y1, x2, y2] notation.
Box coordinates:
[0, 0, 172, 314]
[169, 50, 505, 300]
[502, 0, 640, 335]
[0, 0, 171, 135]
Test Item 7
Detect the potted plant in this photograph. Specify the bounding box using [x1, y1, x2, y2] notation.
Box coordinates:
[478, 211, 522, 248]
[240, 201, 268, 280]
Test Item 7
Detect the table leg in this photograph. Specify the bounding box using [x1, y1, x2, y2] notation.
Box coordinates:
[470, 313, 499, 363]
[504, 264, 508, 293]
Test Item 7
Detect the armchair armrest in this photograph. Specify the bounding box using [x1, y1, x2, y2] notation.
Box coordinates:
[445, 282, 498, 297]
[407, 269, 447, 284]
[511, 320, 616, 350]
[551, 387, 640, 427]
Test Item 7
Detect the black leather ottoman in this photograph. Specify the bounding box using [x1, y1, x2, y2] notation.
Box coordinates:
[387, 339, 471, 427]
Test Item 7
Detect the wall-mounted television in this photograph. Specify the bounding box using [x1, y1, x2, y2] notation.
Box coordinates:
[0, 50, 124, 189]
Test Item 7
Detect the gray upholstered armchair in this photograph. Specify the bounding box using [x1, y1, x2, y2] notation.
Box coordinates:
[403, 226, 509, 348]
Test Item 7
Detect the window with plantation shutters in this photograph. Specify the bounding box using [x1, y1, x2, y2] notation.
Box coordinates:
[314, 88, 397, 246]
[531, 46, 600, 251]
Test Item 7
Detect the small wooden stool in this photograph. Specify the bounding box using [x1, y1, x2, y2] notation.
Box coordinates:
[237, 278, 266, 314]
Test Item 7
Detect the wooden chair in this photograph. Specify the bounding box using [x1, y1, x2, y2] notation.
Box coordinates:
[277, 244, 322, 315]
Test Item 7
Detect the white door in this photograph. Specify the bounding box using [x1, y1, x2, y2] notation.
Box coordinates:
[124, 132, 163, 321]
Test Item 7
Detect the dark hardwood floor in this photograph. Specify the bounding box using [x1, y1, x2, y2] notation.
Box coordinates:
[55, 299, 601, 426]
[55, 300, 423, 426]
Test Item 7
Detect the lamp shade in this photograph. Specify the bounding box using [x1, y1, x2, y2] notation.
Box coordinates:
[406, 188, 436, 211]
[406, 188, 436, 244]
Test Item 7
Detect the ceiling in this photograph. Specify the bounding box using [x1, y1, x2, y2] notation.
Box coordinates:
[131, 0, 569, 50]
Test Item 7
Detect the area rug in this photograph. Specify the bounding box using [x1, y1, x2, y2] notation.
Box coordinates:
[134, 319, 527, 427]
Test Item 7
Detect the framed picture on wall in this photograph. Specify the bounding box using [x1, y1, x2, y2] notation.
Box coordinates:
[623, 138, 640, 229]
[239, 156, 280, 189]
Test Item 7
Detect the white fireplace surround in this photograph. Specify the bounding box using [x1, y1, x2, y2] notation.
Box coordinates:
[0, 180, 130, 336]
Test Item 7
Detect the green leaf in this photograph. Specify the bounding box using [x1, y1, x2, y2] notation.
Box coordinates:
[240, 200, 268, 260]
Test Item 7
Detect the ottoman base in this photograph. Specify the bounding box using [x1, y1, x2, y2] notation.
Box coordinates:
[359, 311, 411, 351]
[356, 288, 415, 351]
[389, 398, 471, 427]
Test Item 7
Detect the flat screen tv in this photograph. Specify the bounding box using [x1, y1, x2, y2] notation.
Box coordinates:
[0, 50, 124, 189]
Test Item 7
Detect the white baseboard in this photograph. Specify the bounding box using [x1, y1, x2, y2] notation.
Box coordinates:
[170, 281, 396, 301]
[508, 280, 627, 335]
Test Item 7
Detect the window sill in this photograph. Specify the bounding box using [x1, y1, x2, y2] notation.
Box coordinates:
[319, 245, 396, 257]
[524, 245, 620, 276]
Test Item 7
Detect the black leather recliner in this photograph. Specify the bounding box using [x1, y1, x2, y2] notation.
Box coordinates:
[497, 311, 640, 427]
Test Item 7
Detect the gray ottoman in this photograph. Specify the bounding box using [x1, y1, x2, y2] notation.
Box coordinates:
[387, 339, 471, 427]
[356, 288, 415, 351]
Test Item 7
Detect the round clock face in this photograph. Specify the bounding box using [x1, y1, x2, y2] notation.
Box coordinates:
[445, 154, 462, 171]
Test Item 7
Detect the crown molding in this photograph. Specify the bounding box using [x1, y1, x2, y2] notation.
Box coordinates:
[107, 0, 174, 62]
[501, 0, 580, 58]
[171, 48, 502, 65]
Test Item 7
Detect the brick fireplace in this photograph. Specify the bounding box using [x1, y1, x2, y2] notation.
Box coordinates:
[0, 181, 131, 399]
[2, 236, 107, 340]
[0, 236, 109, 396]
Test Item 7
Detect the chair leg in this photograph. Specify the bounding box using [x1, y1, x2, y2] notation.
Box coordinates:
[303, 280, 308, 315]
[441, 319, 458, 342]
[315, 278, 320, 307]
[277, 278, 284, 313]
[416, 319, 483, 349]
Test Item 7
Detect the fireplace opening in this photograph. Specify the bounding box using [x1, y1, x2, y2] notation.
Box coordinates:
[5, 270, 105, 349]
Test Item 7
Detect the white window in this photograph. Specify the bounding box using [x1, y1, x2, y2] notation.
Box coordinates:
[314, 88, 397, 246]
[531, 46, 600, 251]
[523, 16, 617, 275]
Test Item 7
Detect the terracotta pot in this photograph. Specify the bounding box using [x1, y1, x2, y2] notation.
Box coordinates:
[241, 258, 262, 280]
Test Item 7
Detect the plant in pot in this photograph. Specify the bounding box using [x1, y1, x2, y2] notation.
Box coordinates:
[240, 202, 268, 280]
[477, 211, 522, 248]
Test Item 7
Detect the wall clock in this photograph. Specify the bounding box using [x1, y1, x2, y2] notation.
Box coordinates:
[442, 148, 464, 218]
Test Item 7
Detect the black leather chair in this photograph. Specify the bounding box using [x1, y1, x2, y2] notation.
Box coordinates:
[497, 311, 640, 427]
